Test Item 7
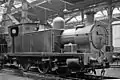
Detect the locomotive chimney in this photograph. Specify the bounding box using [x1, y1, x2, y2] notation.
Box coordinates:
[85, 11, 96, 25]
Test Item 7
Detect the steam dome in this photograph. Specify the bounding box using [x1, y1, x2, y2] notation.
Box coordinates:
[53, 17, 65, 29]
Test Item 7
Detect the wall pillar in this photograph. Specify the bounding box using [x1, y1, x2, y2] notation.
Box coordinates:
[21, 0, 29, 23]
[107, 0, 113, 51]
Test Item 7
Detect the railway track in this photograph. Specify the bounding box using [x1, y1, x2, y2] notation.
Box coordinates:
[58, 72, 119, 80]
[110, 65, 120, 68]
[0, 66, 119, 80]
[0, 67, 66, 80]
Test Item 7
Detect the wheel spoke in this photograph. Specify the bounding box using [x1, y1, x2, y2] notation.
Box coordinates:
[37, 62, 49, 74]
[21, 63, 30, 71]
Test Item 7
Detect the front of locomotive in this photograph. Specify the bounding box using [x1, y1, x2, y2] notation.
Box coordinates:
[88, 22, 110, 69]
[61, 22, 109, 72]
[90, 23, 107, 51]
[61, 22, 108, 52]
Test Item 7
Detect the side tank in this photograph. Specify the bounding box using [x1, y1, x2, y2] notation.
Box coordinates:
[61, 23, 107, 50]
[14, 29, 63, 52]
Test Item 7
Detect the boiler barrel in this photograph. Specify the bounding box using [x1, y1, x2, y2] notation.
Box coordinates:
[61, 24, 107, 50]
[61, 28, 90, 45]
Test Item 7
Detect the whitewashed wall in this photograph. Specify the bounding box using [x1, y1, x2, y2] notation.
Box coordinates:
[112, 21, 120, 52]
[112, 21, 120, 47]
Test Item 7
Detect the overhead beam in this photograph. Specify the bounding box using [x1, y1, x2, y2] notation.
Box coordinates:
[65, 0, 120, 15]
[7, 14, 20, 24]
[4, 0, 120, 15]
[21, 0, 29, 23]
[60, 0, 74, 5]
[9, 0, 47, 15]
[66, 13, 120, 26]
[4, 0, 120, 24]
[10, 0, 106, 16]
[65, 13, 78, 23]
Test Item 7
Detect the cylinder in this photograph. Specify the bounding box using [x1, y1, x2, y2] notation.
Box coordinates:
[66, 58, 80, 70]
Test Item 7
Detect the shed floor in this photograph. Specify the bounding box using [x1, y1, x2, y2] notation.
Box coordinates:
[95, 61, 120, 78]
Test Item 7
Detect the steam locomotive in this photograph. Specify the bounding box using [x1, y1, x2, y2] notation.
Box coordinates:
[0, 15, 111, 74]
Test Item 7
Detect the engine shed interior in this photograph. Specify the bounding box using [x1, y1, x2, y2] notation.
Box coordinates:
[0, 0, 120, 79]
[0, 0, 119, 52]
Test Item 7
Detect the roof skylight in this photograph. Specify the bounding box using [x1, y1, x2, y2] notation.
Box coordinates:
[26, 0, 37, 3]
